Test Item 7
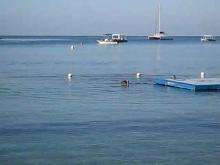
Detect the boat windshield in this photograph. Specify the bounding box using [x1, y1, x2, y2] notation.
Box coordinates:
[112, 34, 120, 39]
[112, 34, 126, 39]
[203, 35, 214, 39]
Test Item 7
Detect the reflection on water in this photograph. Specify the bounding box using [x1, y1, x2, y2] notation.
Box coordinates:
[154, 43, 161, 74]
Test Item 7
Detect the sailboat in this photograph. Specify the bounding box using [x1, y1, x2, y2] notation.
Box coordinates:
[148, 3, 173, 40]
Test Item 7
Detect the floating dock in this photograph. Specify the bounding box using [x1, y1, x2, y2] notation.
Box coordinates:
[155, 78, 220, 91]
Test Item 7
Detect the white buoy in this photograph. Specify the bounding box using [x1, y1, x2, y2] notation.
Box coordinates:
[67, 73, 73, 79]
[136, 73, 142, 78]
[70, 45, 75, 51]
[200, 72, 205, 79]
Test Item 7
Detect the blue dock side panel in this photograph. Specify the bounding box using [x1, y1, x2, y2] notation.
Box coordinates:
[154, 78, 167, 86]
[154, 78, 220, 91]
[195, 84, 220, 91]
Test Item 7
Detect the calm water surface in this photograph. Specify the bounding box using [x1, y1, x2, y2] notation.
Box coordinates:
[0, 36, 220, 164]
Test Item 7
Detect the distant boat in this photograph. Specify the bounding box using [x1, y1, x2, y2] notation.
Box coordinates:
[148, 4, 173, 40]
[97, 34, 127, 45]
[201, 35, 216, 42]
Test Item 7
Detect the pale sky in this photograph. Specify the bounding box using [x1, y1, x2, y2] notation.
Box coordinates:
[0, 0, 220, 36]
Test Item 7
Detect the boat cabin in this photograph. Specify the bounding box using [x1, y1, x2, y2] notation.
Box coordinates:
[111, 34, 127, 42]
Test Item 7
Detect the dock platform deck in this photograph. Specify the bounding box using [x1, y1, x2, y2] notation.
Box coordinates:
[155, 78, 220, 91]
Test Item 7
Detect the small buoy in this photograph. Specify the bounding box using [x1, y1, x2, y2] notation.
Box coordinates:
[70, 45, 75, 51]
[67, 73, 73, 79]
[200, 72, 205, 79]
[121, 80, 129, 87]
[136, 73, 142, 78]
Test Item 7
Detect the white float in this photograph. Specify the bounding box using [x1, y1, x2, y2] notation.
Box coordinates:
[136, 73, 142, 78]
[200, 72, 205, 79]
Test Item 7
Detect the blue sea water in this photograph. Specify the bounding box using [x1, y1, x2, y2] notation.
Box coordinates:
[0, 36, 220, 164]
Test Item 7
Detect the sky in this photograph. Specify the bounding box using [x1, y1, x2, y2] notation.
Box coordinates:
[0, 0, 220, 36]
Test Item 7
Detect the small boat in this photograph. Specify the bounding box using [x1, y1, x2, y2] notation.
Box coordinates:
[201, 35, 216, 42]
[148, 4, 173, 40]
[148, 32, 173, 40]
[97, 34, 127, 45]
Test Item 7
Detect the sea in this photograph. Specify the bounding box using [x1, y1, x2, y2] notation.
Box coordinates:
[0, 36, 220, 164]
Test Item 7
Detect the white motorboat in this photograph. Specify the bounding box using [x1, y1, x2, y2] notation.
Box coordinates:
[148, 4, 173, 40]
[201, 35, 216, 42]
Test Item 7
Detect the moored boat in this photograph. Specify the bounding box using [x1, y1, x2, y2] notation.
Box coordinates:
[147, 4, 173, 40]
[148, 32, 173, 40]
[201, 35, 216, 42]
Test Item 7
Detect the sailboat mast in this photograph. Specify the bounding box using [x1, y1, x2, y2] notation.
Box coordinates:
[158, 3, 161, 33]
[154, 7, 157, 34]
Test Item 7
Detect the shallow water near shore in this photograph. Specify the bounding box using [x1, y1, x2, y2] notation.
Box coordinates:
[0, 36, 220, 164]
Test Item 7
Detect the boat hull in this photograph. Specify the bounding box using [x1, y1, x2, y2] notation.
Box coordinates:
[148, 36, 161, 40]
[201, 39, 216, 42]
[148, 36, 173, 40]
[97, 40, 118, 45]
[112, 39, 127, 43]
